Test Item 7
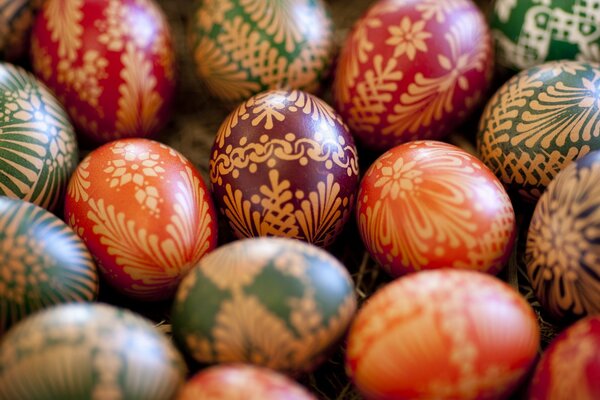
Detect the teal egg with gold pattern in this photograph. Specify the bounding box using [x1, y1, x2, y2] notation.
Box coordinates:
[0, 62, 78, 210]
[190, 0, 335, 103]
[477, 60, 600, 202]
[0, 196, 98, 334]
[491, 0, 600, 71]
[0, 303, 186, 399]
[171, 237, 356, 375]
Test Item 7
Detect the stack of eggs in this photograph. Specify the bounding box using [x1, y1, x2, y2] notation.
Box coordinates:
[0, 0, 598, 398]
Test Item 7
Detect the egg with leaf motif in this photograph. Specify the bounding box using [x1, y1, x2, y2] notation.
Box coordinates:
[171, 237, 357, 375]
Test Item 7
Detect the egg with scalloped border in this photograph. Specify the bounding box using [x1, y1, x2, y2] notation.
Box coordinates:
[0, 303, 186, 399]
[177, 364, 316, 400]
[526, 150, 600, 322]
[0, 0, 43, 61]
[333, 0, 493, 151]
[30, 0, 175, 143]
[346, 269, 540, 399]
[171, 237, 357, 375]
[189, 0, 334, 103]
[357, 140, 516, 278]
[0, 197, 98, 335]
[0, 62, 78, 210]
[529, 315, 600, 400]
[64, 138, 218, 301]
[209, 89, 359, 247]
[478, 60, 600, 202]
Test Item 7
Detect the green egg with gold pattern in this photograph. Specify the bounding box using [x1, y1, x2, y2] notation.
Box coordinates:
[0, 196, 98, 334]
[171, 237, 357, 375]
[0, 303, 186, 399]
[0, 0, 43, 61]
[477, 60, 600, 202]
[189, 0, 335, 103]
[0, 62, 78, 210]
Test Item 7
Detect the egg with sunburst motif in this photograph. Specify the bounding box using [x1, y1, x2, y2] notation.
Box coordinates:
[171, 237, 357, 375]
[30, 0, 175, 143]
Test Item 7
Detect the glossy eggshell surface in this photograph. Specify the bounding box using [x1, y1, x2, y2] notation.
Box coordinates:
[0, 303, 186, 400]
[357, 140, 515, 277]
[346, 269, 540, 400]
[478, 60, 600, 202]
[177, 364, 316, 400]
[64, 138, 218, 301]
[189, 0, 334, 103]
[30, 0, 175, 143]
[210, 89, 359, 247]
[0, 197, 98, 334]
[526, 151, 600, 322]
[333, 0, 493, 151]
[491, 0, 600, 71]
[171, 237, 357, 375]
[529, 316, 600, 400]
[0, 0, 42, 61]
[0, 62, 78, 210]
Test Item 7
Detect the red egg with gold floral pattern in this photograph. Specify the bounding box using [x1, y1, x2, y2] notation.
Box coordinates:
[333, 0, 493, 151]
[30, 0, 175, 144]
[357, 140, 515, 277]
[64, 138, 217, 301]
[346, 269, 540, 400]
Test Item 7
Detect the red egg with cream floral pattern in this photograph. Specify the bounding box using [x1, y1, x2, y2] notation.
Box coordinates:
[30, 0, 175, 143]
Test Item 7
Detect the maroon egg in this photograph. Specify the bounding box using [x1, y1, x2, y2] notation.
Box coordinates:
[209, 89, 359, 247]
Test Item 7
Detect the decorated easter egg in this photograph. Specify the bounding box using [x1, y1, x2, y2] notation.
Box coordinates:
[64, 138, 218, 301]
[526, 151, 600, 322]
[357, 140, 515, 278]
[0, 303, 186, 399]
[478, 60, 600, 202]
[0, 62, 78, 210]
[177, 364, 316, 400]
[333, 0, 493, 151]
[30, 0, 175, 143]
[491, 0, 600, 71]
[209, 89, 359, 247]
[346, 269, 540, 399]
[0, 0, 43, 61]
[0, 197, 97, 334]
[171, 237, 357, 375]
[189, 0, 334, 103]
[529, 315, 600, 400]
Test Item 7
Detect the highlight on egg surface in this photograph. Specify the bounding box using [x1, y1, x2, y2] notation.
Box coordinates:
[171, 237, 357, 375]
[346, 269, 540, 400]
[64, 138, 218, 302]
[357, 140, 516, 278]
[209, 89, 359, 247]
[30, 0, 176, 143]
[526, 150, 600, 322]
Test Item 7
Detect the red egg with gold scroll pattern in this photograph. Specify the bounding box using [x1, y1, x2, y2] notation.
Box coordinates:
[529, 316, 600, 400]
[346, 269, 540, 400]
[64, 138, 217, 301]
[177, 364, 316, 400]
[333, 0, 493, 151]
[356, 140, 516, 277]
[30, 0, 175, 144]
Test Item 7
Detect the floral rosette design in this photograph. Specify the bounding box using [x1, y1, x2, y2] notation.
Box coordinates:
[30, 0, 176, 143]
[64, 138, 218, 301]
[0, 62, 78, 210]
[209, 89, 359, 247]
[357, 140, 516, 277]
[333, 0, 493, 150]
[171, 237, 357, 375]
[478, 60, 600, 201]
[0, 197, 98, 334]
[526, 151, 600, 322]
[190, 0, 335, 102]
[0, 303, 186, 399]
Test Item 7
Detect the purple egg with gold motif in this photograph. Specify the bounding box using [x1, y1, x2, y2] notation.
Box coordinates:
[209, 89, 359, 247]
